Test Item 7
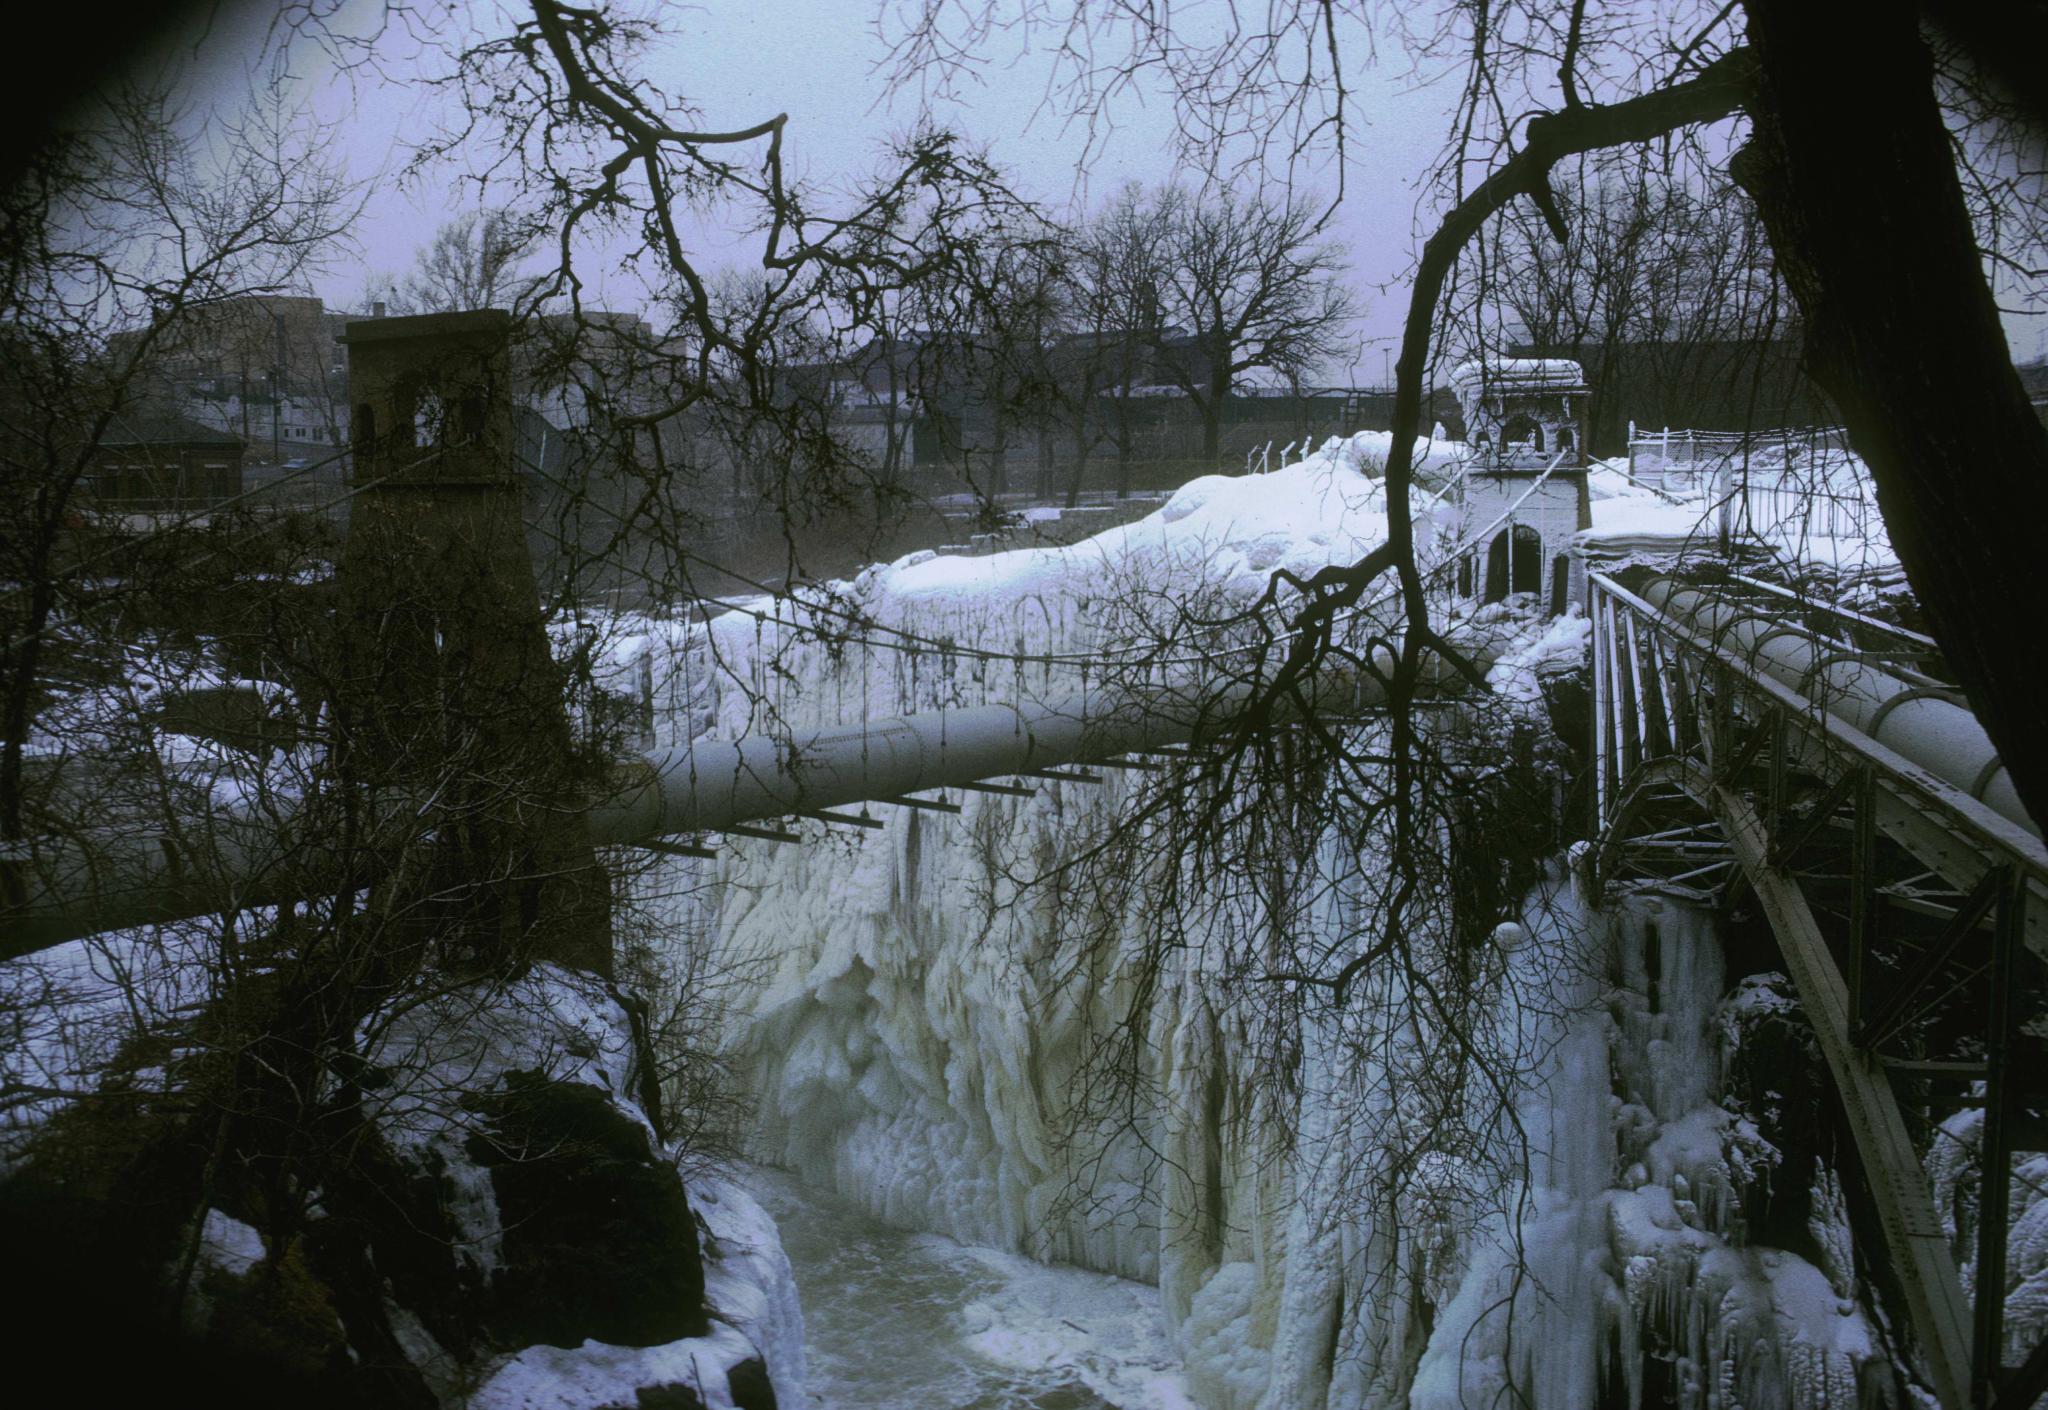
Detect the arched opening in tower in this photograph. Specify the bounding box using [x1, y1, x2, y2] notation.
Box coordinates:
[1502, 413, 1542, 452]
[1484, 524, 1544, 603]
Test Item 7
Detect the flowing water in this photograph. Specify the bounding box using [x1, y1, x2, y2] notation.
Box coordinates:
[750, 1168, 1195, 1410]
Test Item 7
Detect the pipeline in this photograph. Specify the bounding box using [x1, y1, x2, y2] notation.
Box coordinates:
[1639, 575, 2035, 837]
[5, 627, 1514, 958]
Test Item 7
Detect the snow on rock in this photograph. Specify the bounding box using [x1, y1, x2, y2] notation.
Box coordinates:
[359, 964, 802, 1409]
[475, 1322, 766, 1410]
[0, 920, 807, 1408]
[693, 1172, 809, 1403]
[1485, 604, 1591, 704]
[199, 1208, 266, 1276]
[468, 1169, 805, 1410]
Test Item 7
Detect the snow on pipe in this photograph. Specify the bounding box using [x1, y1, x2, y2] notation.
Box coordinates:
[585, 632, 1496, 847]
[1637, 575, 2036, 837]
[5, 630, 1511, 958]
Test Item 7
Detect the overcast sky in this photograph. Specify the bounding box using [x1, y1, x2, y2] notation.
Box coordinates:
[150, 0, 2045, 373]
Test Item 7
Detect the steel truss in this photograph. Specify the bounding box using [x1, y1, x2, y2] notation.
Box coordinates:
[1589, 571, 2048, 1409]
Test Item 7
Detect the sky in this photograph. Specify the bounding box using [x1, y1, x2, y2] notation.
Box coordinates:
[142, 0, 1460, 383]
[139, 0, 2047, 374]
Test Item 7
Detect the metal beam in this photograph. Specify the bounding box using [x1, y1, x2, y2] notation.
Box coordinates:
[1771, 768, 1863, 868]
[722, 823, 802, 844]
[880, 794, 963, 813]
[799, 810, 884, 830]
[1859, 867, 2003, 1051]
[642, 838, 716, 860]
[1976, 870, 2027, 1401]
[1708, 774, 1975, 1409]
[1593, 573, 2048, 960]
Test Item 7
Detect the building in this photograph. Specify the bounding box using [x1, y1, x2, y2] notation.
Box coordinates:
[109, 293, 355, 466]
[89, 409, 245, 512]
[183, 390, 345, 452]
[1450, 358, 1591, 616]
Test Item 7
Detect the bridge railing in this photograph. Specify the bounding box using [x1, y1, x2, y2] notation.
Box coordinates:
[1625, 426, 1879, 545]
[1589, 572, 2042, 881]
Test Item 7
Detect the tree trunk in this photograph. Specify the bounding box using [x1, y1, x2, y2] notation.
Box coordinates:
[1201, 360, 1229, 462]
[1114, 390, 1135, 498]
[1734, 0, 2048, 831]
[1066, 407, 1093, 509]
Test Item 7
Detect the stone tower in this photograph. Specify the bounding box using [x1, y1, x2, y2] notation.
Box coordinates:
[1450, 357, 1592, 616]
[336, 310, 609, 974]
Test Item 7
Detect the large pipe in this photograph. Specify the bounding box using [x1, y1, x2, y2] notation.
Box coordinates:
[6, 629, 1510, 957]
[1639, 575, 2035, 837]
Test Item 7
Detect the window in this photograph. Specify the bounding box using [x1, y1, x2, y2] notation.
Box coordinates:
[1502, 413, 1540, 449]
[413, 390, 445, 447]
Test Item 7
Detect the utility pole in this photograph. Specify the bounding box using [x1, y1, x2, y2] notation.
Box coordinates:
[272, 308, 285, 464]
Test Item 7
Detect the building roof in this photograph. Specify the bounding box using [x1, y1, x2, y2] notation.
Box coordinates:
[341, 308, 512, 345]
[1448, 358, 1588, 399]
[97, 409, 244, 448]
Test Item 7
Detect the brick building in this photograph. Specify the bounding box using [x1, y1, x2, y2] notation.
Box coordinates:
[90, 410, 246, 511]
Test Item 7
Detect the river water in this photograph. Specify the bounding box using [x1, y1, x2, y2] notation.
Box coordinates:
[750, 1168, 1196, 1410]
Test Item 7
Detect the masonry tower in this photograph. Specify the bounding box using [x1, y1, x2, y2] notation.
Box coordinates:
[337, 310, 609, 974]
[1451, 357, 1592, 616]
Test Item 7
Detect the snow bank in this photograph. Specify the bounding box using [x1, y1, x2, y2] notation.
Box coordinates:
[1579, 453, 1902, 584]
[567, 429, 1469, 750]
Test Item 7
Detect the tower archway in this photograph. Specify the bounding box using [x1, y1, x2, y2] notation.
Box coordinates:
[1484, 524, 1544, 602]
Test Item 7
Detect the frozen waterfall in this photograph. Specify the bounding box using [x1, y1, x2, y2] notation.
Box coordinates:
[580, 436, 1905, 1408]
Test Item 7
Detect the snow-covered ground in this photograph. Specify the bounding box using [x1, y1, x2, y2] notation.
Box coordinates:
[1579, 450, 1902, 586]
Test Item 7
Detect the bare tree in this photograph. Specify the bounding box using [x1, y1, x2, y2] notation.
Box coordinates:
[1147, 184, 1357, 461]
[1493, 158, 1800, 452]
[1077, 186, 1174, 497]
[889, 0, 2048, 822]
[371, 206, 546, 316]
[1036, 185, 1172, 503]
[0, 84, 353, 846]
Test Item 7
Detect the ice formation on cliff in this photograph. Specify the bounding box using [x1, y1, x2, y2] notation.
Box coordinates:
[582, 431, 1915, 1407]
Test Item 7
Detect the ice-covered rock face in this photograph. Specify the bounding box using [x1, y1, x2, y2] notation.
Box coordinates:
[601, 440, 1901, 1409]
[1411, 900, 1889, 1410]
